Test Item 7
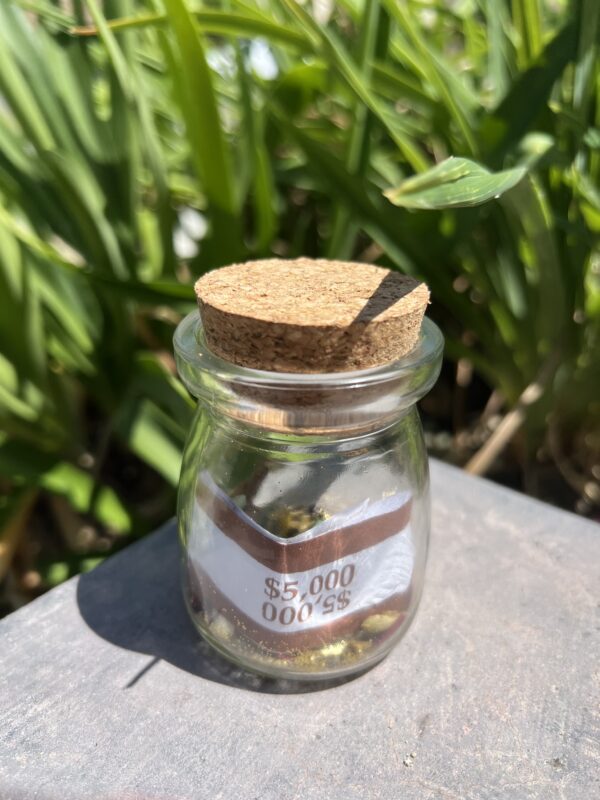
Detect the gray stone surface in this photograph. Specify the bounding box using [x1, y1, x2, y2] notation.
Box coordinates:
[0, 461, 598, 800]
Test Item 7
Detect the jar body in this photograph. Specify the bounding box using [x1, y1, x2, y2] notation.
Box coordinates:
[174, 311, 443, 681]
[177, 405, 431, 680]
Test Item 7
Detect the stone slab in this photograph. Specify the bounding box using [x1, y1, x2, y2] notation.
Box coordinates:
[0, 461, 598, 800]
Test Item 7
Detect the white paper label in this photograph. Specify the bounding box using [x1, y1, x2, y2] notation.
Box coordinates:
[189, 474, 415, 638]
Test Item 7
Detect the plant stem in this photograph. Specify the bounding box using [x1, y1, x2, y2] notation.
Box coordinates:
[465, 352, 561, 476]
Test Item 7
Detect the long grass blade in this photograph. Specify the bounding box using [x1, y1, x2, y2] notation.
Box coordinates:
[481, 20, 578, 166]
[328, 0, 385, 258]
[572, 0, 600, 165]
[162, 0, 241, 264]
[85, 0, 175, 272]
[383, 0, 478, 155]
[280, 0, 428, 171]
[511, 0, 543, 69]
[484, 0, 512, 102]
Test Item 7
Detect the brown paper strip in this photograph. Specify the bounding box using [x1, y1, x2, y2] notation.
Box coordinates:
[196, 479, 412, 573]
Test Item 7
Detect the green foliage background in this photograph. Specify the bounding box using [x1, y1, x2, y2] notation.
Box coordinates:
[0, 0, 598, 596]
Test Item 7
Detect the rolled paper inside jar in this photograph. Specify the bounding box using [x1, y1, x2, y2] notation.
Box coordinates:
[187, 470, 414, 659]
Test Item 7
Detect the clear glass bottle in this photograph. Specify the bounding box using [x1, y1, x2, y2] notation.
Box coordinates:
[174, 310, 443, 680]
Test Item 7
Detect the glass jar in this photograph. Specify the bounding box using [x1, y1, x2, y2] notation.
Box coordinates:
[174, 310, 443, 681]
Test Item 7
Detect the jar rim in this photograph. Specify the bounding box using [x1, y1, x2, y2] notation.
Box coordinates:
[174, 310, 444, 392]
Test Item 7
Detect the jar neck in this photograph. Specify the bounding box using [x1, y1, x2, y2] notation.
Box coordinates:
[174, 312, 443, 437]
[206, 401, 417, 446]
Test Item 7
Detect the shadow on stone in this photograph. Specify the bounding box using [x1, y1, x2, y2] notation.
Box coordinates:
[76, 521, 363, 695]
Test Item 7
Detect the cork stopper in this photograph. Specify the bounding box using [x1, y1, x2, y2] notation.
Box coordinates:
[195, 258, 430, 373]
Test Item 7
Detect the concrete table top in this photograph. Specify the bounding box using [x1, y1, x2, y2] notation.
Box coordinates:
[0, 461, 598, 800]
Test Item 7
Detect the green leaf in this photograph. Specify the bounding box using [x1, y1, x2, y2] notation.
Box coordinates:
[84, 0, 135, 99]
[382, 0, 478, 155]
[234, 44, 277, 252]
[484, 0, 512, 102]
[38, 556, 106, 588]
[131, 352, 194, 425]
[500, 175, 565, 352]
[161, 0, 241, 262]
[44, 561, 70, 586]
[0, 6, 83, 153]
[0, 204, 193, 306]
[584, 128, 600, 150]
[328, 0, 386, 259]
[371, 61, 435, 112]
[511, 0, 543, 69]
[0, 488, 36, 581]
[279, 0, 428, 172]
[384, 157, 526, 209]
[117, 398, 183, 486]
[0, 8, 54, 151]
[0, 441, 131, 534]
[83, 0, 175, 272]
[48, 40, 112, 163]
[41, 463, 131, 534]
[572, 0, 600, 168]
[0, 226, 46, 387]
[0, 355, 46, 424]
[278, 114, 421, 271]
[481, 21, 578, 165]
[14, 0, 73, 29]
[32, 260, 99, 357]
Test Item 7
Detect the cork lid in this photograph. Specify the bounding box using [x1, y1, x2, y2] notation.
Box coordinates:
[195, 258, 430, 373]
